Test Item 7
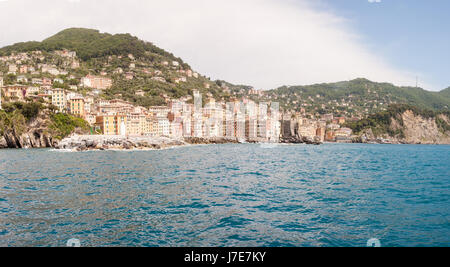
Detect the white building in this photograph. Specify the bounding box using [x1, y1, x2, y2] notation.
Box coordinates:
[192, 113, 203, 137]
[8, 64, 17, 74]
[182, 115, 192, 137]
[170, 118, 183, 138]
[25, 87, 40, 97]
[157, 117, 170, 136]
[17, 75, 28, 83]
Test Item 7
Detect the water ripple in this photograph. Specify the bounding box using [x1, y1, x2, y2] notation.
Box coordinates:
[0, 144, 449, 247]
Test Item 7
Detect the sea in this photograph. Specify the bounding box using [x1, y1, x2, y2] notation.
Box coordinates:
[0, 143, 449, 247]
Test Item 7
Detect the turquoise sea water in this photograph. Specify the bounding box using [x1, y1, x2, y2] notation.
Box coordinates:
[0, 143, 449, 247]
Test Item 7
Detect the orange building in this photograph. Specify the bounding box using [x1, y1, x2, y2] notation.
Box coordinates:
[325, 130, 336, 142]
[68, 98, 85, 118]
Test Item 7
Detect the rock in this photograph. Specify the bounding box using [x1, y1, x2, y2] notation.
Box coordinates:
[152, 144, 161, 149]
[123, 142, 132, 150]
[85, 139, 96, 148]
[352, 111, 450, 145]
[0, 137, 8, 148]
[79, 141, 87, 150]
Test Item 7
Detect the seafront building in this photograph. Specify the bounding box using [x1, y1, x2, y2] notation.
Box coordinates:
[0, 49, 351, 142]
[0, 80, 349, 141]
[95, 114, 127, 135]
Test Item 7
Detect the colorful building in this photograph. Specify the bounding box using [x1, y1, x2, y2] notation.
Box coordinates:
[81, 75, 112, 90]
[52, 89, 67, 112]
[95, 114, 127, 135]
[68, 97, 85, 118]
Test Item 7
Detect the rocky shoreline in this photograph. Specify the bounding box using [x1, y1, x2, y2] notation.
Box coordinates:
[55, 134, 328, 151]
[280, 136, 323, 145]
[56, 135, 243, 151]
[2, 133, 448, 150]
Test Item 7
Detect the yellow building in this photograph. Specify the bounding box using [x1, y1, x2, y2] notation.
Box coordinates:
[68, 98, 85, 118]
[95, 114, 127, 135]
[52, 89, 67, 112]
[4, 85, 27, 101]
[126, 113, 148, 136]
[145, 117, 154, 136]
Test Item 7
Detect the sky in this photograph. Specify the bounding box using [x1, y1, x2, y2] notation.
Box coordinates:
[0, 0, 448, 91]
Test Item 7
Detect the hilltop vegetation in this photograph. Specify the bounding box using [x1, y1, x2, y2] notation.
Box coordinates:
[0, 28, 245, 107]
[264, 79, 450, 117]
[439, 87, 450, 98]
[0, 28, 185, 64]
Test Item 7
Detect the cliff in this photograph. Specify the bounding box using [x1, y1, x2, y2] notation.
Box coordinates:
[394, 111, 450, 144]
[1, 113, 55, 148]
[349, 105, 450, 144]
[0, 103, 90, 149]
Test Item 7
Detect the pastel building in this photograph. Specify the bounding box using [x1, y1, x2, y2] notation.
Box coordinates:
[192, 113, 203, 137]
[157, 117, 170, 136]
[81, 75, 112, 90]
[3, 85, 27, 101]
[225, 103, 235, 138]
[95, 114, 127, 135]
[182, 115, 192, 137]
[68, 97, 85, 118]
[126, 113, 148, 136]
[170, 118, 183, 138]
[52, 89, 67, 112]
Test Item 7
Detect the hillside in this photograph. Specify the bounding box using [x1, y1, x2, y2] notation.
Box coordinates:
[261, 78, 450, 117]
[0, 28, 184, 63]
[439, 87, 450, 98]
[1, 28, 449, 117]
[346, 104, 450, 144]
[0, 28, 245, 107]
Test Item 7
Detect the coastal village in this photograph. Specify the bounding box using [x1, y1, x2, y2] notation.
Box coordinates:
[0, 50, 355, 144]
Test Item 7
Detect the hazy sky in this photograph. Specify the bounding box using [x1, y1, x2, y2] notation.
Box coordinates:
[0, 0, 448, 91]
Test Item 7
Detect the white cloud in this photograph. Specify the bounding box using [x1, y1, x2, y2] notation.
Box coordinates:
[368, 0, 382, 3]
[0, 0, 432, 90]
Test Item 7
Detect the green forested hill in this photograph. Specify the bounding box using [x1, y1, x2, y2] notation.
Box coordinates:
[263, 78, 450, 116]
[0, 28, 238, 106]
[0, 28, 185, 64]
[439, 87, 450, 98]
